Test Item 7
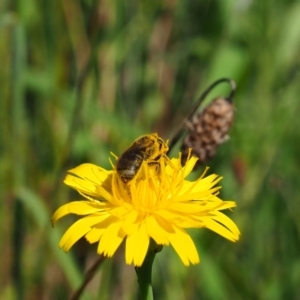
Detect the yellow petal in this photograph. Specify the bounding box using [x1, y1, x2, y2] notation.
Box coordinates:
[165, 158, 181, 176]
[51, 201, 106, 225]
[156, 208, 204, 228]
[175, 218, 206, 228]
[182, 156, 198, 178]
[167, 202, 216, 214]
[156, 208, 190, 223]
[121, 210, 141, 235]
[64, 163, 114, 200]
[109, 205, 132, 219]
[213, 201, 237, 211]
[211, 211, 240, 239]
[59, 213, 109, 251]
[152, 212, 176, 233]
[178, 174, 220, 196]
[85, 215, 119, 243]
[97, 221, 125, 257]
[85, 227, 105, 243]
[64, 175, 112, 201]
[146, 215, 170, 245]
[172, 189, 220, 203]
[168, 226, 199, 266]
[126, 224, 150, 266]
[203, 216, 240, 242]
[68, 163, 112, 183]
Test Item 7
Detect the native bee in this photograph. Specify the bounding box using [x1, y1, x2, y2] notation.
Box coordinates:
[116, 133, 169, 183]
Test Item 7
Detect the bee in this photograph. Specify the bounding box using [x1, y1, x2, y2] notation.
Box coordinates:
[116, 133, 169, 183]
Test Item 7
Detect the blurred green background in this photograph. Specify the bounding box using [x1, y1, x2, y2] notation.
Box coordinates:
[1, 0, 300, 299]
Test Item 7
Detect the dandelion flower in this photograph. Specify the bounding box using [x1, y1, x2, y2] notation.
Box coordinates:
[52, 153, 240, 267]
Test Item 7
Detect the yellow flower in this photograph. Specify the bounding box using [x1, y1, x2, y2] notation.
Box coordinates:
[52, 153, 240, 267]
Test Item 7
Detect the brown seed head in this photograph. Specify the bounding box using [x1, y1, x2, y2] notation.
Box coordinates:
[181, 97, 234, 168]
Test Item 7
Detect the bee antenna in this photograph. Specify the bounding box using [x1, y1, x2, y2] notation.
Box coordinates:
[168, 78, 236, 152]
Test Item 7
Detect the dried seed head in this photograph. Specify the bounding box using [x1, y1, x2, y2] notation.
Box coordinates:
[181, 97, 234, 167]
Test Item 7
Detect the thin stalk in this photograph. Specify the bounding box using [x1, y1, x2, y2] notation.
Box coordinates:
[135, 239, 161, 300]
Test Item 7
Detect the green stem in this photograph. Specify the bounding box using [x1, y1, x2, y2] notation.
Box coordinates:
[135, 240, 159, 300]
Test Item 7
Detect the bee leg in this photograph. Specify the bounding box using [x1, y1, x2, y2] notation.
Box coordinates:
[148, 155, 176, 172]
[147, 160, 161, 173]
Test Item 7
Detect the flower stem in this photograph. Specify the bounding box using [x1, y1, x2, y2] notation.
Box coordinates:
[135, 240, 158, 300]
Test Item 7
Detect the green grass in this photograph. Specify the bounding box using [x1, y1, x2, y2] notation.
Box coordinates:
[1, 0, 300, 299]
